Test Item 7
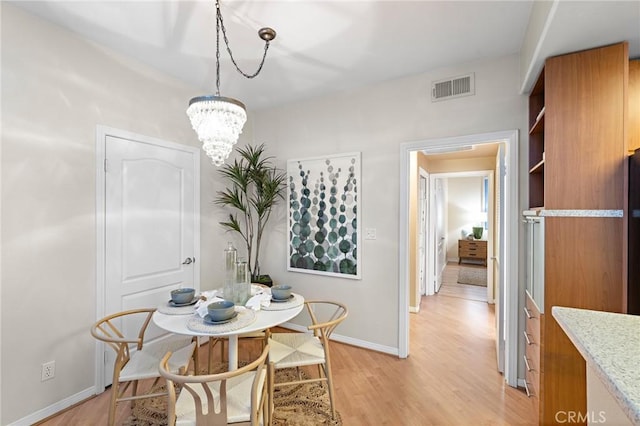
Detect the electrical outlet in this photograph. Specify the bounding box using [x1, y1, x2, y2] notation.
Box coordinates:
[41, 361, 55, 381]
[365, 228, 377, 240]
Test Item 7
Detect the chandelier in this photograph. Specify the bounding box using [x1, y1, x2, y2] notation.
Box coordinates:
[187, 0, 276, 166]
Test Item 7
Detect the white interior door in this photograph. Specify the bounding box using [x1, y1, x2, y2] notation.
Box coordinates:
[98, 129, 200, 387]
[434, 178, 446, 292]
[494, 145, 506, 373]
[418, 172, 428, 296]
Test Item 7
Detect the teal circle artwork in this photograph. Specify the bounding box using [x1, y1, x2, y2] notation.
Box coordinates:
[288, 155, 359, 276]
[327, 245, 339, 259]
[339, 259, 356, 275]
[313, 260, 327, 271]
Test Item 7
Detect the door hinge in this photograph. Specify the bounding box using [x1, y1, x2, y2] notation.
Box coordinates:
[104, 159, 108, 173]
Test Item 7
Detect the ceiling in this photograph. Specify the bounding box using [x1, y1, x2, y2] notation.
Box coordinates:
[9, 1, 640, 112]
[11, 0, 534, 110]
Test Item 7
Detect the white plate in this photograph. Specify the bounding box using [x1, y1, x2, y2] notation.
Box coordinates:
[203, 311, 238, 325]
[168, 297, 198, 307]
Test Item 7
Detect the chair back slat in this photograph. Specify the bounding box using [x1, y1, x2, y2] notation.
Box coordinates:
[160, 344, 270, 426]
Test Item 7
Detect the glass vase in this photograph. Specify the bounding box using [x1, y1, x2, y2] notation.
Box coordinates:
[223, 242, 237, 302]
[234, 260, 251, 305]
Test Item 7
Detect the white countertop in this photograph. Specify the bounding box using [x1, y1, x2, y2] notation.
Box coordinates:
[552, 307, 640, 425]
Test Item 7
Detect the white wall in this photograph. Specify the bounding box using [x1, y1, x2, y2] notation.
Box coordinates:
[252, 53, 528, 350]
[0, 4, 238, 424]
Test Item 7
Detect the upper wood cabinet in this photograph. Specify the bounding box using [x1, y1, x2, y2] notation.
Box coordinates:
[545, 43, 628, 210]
[629, 59, 640, 153]
[528, 43, 629, 210]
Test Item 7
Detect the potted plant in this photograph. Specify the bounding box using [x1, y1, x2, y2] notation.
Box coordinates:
[215, 144, 287, 286]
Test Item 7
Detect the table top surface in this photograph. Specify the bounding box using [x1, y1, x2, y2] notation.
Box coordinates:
[552, 306, 640, 425]
[153, 303, 304, 337]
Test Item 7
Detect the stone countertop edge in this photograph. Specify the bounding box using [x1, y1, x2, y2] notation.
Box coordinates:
[552, 306, 640, 425]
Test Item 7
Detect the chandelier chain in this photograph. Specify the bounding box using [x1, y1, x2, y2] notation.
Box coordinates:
[216, 1, 271, 84]
[215, 1, 221, 95]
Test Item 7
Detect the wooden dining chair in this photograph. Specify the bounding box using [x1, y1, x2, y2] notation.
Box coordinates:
[208, 331, 267, 372]
[159, 344, 270, 425]
[266, 300, 348, 420]
[90, 308, 196, 426]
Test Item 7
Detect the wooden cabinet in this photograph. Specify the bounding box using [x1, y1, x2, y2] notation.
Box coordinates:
[523, 294, 543, 418]
[458, 239, 487, 266]
[629, 60, 640, 153]
[527, 42, 627, 425]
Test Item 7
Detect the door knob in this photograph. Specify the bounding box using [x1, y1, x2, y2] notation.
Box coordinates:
[182, 257, 195, 265]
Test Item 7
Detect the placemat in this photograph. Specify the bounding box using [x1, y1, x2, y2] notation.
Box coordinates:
[156, 301, 198, 315]
[186, 308, 257, 333]
[262, 293, 305, 311]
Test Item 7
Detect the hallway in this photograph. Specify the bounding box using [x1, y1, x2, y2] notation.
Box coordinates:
[437, 261, 488, 302]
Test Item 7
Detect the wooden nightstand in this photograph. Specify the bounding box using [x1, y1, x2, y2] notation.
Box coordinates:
[458, 239, 487, 266]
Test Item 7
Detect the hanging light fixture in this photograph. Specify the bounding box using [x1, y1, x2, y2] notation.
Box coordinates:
[187, 0, 276, 166]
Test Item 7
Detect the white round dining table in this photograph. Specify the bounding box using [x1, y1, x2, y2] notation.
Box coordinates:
[153, 302, 304, 371]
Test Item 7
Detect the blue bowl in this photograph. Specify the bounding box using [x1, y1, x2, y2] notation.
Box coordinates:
[271, 285, 292, 300]
[207, 300, 235, 321]
[171, 288, 195, 304]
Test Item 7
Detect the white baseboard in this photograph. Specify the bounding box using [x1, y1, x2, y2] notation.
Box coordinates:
[8, 386, 96, 426]
[280, 321, 399, 356]
[409, 305, 420, 313]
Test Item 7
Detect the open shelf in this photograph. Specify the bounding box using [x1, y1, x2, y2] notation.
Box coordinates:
[529, 159, 545, 174]
[528, 68, 545, 209]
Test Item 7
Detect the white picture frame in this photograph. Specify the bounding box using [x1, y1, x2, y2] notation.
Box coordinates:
[286, 152, 361, 279]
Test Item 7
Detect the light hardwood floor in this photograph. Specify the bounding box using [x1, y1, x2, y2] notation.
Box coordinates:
[437, 262, 488, 302]
[38, 279, 535, 425]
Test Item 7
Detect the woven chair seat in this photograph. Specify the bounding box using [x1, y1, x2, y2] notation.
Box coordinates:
[268, 333, 325, 368]
[120, 335, 194, 382]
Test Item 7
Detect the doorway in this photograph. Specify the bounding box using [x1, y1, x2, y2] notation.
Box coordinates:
[398, 130, 519, 387]
[94, 126, 201, 390]
[426, 171, 494, 304]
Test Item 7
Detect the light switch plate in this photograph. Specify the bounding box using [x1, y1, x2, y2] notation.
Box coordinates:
[365, 228, 377, 240]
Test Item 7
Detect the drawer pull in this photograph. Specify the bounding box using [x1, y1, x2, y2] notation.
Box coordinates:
[523, 355, 532, 372]
[523, 380, 533, 397]
[523, 331, 533, 345]
[523, 307, 533, 319]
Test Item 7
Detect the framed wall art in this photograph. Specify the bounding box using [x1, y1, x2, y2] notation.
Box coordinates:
[287, 152, 361, 279]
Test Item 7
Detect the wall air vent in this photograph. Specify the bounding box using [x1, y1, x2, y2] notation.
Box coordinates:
[431, 73, 475, 102]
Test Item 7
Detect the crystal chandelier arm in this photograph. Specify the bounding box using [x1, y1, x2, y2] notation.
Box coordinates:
[216, 0, 274, 80]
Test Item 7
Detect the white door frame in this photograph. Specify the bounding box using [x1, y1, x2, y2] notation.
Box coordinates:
[399, 129, 519, 387]
[94, 125, 200, 392]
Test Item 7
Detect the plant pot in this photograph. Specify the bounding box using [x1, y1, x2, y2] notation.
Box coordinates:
[252, 274, 273, 287]
[472, 227, 484, 240]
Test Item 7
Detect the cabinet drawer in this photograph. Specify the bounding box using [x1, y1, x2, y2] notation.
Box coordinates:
[524, 296, 541, 343]
[458, 241, 487, 256]
[459, 249, 485, 258]
[461, 241, 483, 249]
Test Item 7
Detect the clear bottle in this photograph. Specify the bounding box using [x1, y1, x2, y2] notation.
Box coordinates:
[223, 242, 237, 301]
[235, 260, 250, 305]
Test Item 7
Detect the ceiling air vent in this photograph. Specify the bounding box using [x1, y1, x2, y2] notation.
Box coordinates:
[431, 73, 475, 102]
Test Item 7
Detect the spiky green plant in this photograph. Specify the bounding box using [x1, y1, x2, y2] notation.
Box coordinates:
[215, 144, 286, 281]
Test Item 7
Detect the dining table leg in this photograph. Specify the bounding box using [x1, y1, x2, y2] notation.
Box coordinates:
[228, 334, 239, 371]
